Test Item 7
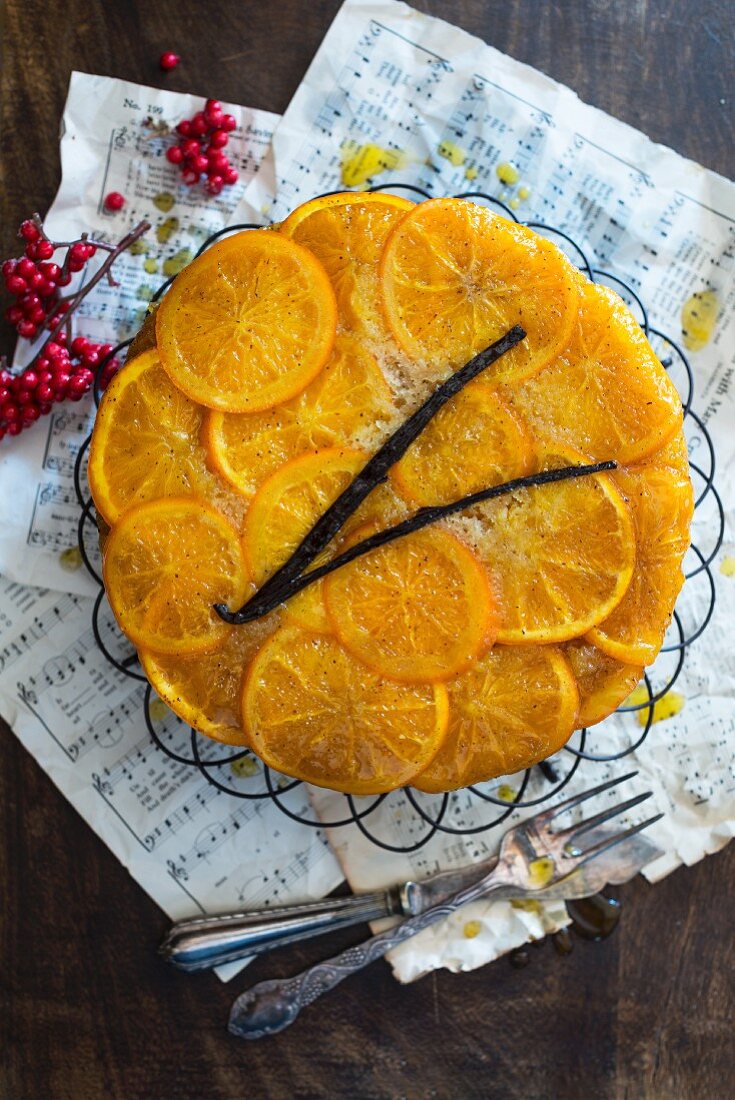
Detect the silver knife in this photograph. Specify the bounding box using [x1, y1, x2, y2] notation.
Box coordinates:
[160, 831, 659, 972]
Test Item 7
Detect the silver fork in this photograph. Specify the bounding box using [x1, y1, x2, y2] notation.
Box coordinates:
[229, 774, 661, 1038]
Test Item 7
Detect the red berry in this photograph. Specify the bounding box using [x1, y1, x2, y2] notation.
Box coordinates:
[82, 349, 100, 368]
[159, 51, 181, 71]
[0, 387, 8, 404]
[223, 166, 240, 186]
[190, 112, 209, 137]
[104, 192, 125, 212]
[20, 293, 41, 312]
[17, 320, 38, 338]
[182, 169, 200, 186]
[68, 375, 90, 399]
[5, 305, 23, 325]
[100, 359, 120, 389]
[99, 343, 114, 357]
[192, 153, 209, 174]
[36, 279, 57, 298]
[20, 370, 38, 390]
[16, 258, 36, 279]
[166, 145, 184, 165]
[39, 262, 61, 282]
[181, 138, 200, 159]
[176, 119, 192, 137]
[7, 421, 22, 436]
[38, 402, 52, 415]
[76, 367, 95, 386]
[34, 240, 54, 261]
[1, 260, 17, 278]
[35, 382, 54, 403]
[221, 114, 237, 132]
[86, 244, 97, 259]
[69, 242, 88, 264]
[45, 342, 64, 359]
[57, 271, 72, 287]
[6, 274, 27, 295]
[19, 220, 40, 242]
[30, 307, 47, 325]
[71, 336, 89, 355]
[207, 150, 229, 172]
[22, 404, 41, 424]
[56, 331, 68, 345]
[205, 175, 224, 195]
[2, 400, 20, 421]
[208, 129, 229, 149]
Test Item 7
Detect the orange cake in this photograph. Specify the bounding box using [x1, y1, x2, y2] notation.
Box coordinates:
[89, 193, 693, 795]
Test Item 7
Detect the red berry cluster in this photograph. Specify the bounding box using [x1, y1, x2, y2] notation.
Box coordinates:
[166, 99, 239, 195]
[3, 220, 97, 342]
[0, 337, 120, 440]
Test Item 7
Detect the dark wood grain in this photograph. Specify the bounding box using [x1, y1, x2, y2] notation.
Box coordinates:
[1, 2, 733, 1097]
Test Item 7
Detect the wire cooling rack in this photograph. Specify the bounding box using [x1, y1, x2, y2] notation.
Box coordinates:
[74, 185, 724, 854]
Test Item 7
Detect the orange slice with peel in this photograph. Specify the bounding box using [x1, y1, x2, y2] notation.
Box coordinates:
[414, 645, 579, 793]
[588, 447, 693, 665]
[391, 383, 534, 506]
[505, 280, 683, 465]
[204, 334, 394, 498]
[324, 524, 497, 683]
[477, 447, 636, 644]
[564, 638, 643, 729]
[156, 230, 337, 412]
[379, 197, 579, 380]
[279, 191, 414, 336]
[103, 497, 249, 655]
[140, 615, 278, 744]
[242, 625, 449, 794]
[89, 349, 208, 524]
[243, 447, 366, 632]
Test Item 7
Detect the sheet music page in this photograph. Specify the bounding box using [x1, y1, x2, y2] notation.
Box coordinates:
[0, 72, 279, 597]
[0, 74, 344, 983]
[236, 0, 735, 982]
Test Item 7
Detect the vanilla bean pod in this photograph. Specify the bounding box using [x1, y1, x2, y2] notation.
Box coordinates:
[218, 460, 616, 623]
[216, 325, 526, 624]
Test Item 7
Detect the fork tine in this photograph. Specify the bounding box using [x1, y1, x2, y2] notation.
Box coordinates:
[534, 771, 638, 825]
[556, 791, 653, 841]
[573, 813, 664, 863]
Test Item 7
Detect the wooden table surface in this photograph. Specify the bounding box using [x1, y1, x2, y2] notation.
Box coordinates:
[1, 1, 733, 1097]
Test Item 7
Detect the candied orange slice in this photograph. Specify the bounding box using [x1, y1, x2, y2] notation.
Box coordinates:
[103, 498, 249, 655]
[379, 197, 579, 381]
[324, 525, 497, 683]
[279, 191, 414, 336]
[564, 638, 643, 729]
[204, 334, 394, 497]
[242, 626, 449, 793]
[477, 448, 636, 644]
[391, 384, 534, 506]
[243, 447, 366, 632]
[505, 280, 683, 465]
[140, 616, 277, 744]
[89, 349, 208, 524]
[588, 448, 693, 664]
[414, 645, 579, 793]
[156, 230, 337, 412]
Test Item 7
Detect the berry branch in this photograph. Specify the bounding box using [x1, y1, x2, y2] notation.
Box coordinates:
[1, 214, 150, 441]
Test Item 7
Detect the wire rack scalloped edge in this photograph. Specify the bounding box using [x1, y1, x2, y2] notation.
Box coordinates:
[73, 184, 724, 854]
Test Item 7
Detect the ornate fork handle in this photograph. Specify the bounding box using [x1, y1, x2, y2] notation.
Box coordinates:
[229, 876, 511, 1038]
